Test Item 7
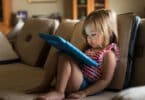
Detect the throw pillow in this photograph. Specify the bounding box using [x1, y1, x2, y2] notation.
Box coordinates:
[0, 32, 19, 64]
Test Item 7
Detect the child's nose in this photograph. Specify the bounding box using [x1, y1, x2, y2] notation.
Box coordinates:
[87, 38, 92, 44]
[87, 37, 91, 42]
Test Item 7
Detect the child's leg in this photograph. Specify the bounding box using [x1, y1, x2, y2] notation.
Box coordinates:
[35, 54, 83, 100]
[42, 50, 59, 86]
[56, 54, 83, 93]
[26, 50, 59, 94]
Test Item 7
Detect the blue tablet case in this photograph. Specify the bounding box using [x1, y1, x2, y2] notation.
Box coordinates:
[39, 33, 99, 67]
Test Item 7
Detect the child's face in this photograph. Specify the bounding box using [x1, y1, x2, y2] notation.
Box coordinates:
[84, 24, 104, 48]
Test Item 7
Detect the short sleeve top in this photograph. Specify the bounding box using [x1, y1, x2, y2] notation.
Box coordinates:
[81, 43, 120, 82]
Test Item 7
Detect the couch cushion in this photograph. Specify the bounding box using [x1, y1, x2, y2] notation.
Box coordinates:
[108, 13, 140, 90]
[0, 63, 44, 91]
[15, 18, 59, 67]
[130, 19, 145, 86]
[43, 19, 79, 84]
[0, 32, 19, 64]
[0, 91, 116, 100]
[70, 21, 87, 50]
[0, 91, 36, 100]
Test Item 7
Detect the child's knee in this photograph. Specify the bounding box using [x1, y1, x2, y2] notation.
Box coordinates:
[59, 53, 71, 61]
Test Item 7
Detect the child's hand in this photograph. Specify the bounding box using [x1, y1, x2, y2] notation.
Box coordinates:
[67, 91, 86, 99]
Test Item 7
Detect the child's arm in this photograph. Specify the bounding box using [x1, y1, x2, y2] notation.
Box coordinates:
[82, 51, 117, 95]
[68, 51, 117, 98]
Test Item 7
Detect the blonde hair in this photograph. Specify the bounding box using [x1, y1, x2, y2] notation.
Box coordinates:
[83, 9, 118, 48]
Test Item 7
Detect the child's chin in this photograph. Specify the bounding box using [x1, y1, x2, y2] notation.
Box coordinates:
[91, 45, 98, 48]
[89, 45, 94, 48]
[89, 44, 99, 48]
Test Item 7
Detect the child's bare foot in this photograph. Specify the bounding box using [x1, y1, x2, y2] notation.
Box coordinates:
[34, 91, 65, 100]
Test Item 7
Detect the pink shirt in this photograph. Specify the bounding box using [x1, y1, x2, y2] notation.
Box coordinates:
[81, 43, 120, 82]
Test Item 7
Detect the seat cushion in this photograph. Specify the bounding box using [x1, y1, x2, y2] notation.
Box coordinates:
[0, 91, 36, 100]
[0, 91, 116, 100]
[0, 63, 44, 91]
[15, 18, 59, 67]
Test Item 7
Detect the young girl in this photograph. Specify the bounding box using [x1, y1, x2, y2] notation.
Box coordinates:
[34, 9, 120, 100]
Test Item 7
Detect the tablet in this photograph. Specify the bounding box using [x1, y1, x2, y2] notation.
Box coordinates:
[39, 33, 99, 67]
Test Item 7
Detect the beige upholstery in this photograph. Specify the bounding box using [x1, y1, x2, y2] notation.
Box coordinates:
[44, 19, 79, 68]
[108, 13, 136, 90]
[0, 63, 44, 91]
[43, 19, 79, 84]
[70, 21, 87, 50]
[130, 19, 145, 86]
[16, 18, 59, 66]
[54, 19, 79, 40]
[0, 91, 116, 100]
[0, 32, 18, 61]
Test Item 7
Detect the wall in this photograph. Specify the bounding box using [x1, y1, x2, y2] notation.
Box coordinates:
[12, 0, 145, 18]
[12, 0, 64, 17]
[110, 0, 145, 17]
[63, 0, 72, 18]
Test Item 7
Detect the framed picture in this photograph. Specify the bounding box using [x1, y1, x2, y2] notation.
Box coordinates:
[28, 0, 57, 3]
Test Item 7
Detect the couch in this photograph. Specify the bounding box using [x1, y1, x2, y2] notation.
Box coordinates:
[0, 13, 144, 100]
